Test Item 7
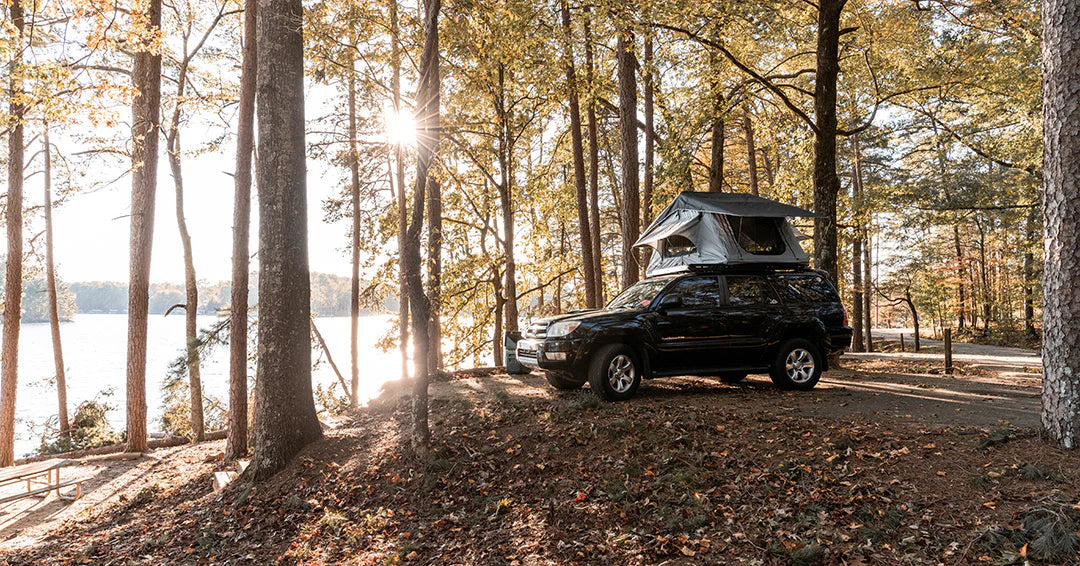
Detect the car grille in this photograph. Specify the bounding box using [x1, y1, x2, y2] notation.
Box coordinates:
[524, 322, 548, 339]
[517, 344, 539, 366]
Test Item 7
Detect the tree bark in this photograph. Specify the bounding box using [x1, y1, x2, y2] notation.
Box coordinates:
[906, 289, 920, 352]
[124, 0, 162, 455]
[708, 55, 724, 194]
[617, 24, 640, 289]
[642, 31, 656, 279]
[495, 65, 518, 334]
[390, 0, 409, 382]
[743, 105, 759, 196]
[953, 223, 967, 329]
[427, 176, 443, 372]
[1023, 208, 1037, 337]
[1041, 0, 1080, 448]
[166, 52, 205, 442]
[583, 9, 603, 304]
[245, 0, 323, 480]
[43, 128, 70, 438]
[863, 229, 873, 352]
[403, 0, 439, 454]
[227, 0, 256, 462]
[811, 0, 847, 284]
[560, 0, 596, 309]
[348, 56, 361, 409]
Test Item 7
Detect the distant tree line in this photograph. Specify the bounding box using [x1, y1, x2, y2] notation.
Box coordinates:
[63, 273, 392, 317]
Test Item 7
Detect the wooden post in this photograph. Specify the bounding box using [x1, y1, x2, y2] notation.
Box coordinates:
[900, 333, 905, 352]
[944, 328, 953, 375]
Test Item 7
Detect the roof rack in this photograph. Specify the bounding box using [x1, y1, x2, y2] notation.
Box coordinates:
[685, 263, 812, 274]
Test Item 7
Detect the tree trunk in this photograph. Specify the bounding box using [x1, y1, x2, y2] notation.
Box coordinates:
[403, 0, 439, 454]
[348, 57, 361, 409]
[227, 0, 256, 462]
[811, 0, 847, 284]
[0, 0, 24, 467]
[1041, 0, 1080, 448]
[906, 289, 920, 352]
[583, 8, 603, 304]
[43, 128, 70, 438]
[642, 31, 656, 282]
[493, 268, 503, 366]
[863, 229, 873, 352]
[125, 0, 162, 455]
[245, 0, 323, 480]
[953, 223, 967, 330]
[390, 0, 409, 382]
[744, 105, 759, 196]
[427, 176, 442, 372]
[850, 134, 864, 352]
[1023, 208, 1037, 337]
[617, 25, 639, 289]
[708, 108, 724, 192]
[166, 58, 205, 442]
[496, 66, 518, 334]
[560, 0, 596, 309]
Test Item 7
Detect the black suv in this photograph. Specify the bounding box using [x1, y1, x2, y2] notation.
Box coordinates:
[516, 267, 852, 400]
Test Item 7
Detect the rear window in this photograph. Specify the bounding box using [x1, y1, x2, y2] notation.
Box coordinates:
[726, 216, 785, 255]
[774, 274, 839, 304]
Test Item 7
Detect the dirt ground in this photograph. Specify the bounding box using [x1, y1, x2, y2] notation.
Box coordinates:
[0, 336, 1056, 565]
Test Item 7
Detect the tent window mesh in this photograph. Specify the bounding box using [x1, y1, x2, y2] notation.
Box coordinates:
[726, 216, 786, 255]
[662, 235, 697, 258]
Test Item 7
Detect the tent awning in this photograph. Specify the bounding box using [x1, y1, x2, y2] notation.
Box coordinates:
[635, 209, 701, 248]
[658, 192, 821, 219]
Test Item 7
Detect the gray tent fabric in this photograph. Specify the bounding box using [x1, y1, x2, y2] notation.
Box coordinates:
[635, 192, 813, 276]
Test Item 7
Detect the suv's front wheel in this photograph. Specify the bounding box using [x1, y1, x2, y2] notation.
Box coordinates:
[588, 344, 642, 401]
[769, 339, 823, 390]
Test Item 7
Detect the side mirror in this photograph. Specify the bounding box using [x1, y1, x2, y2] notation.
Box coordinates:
[658, 295, 682, 310]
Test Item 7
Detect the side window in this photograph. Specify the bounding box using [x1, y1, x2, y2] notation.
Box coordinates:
[775, 274, 839, 304]
[726, 216, 786, 255]
[665, 276, 720, 309]
[725, 276, 769, 306]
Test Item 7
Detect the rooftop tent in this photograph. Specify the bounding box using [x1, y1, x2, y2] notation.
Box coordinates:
[635, 192, 819, 276]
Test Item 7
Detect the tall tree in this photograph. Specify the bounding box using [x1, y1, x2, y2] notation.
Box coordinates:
[642, 32, 656, 234]
[403, 0, 440, 453]
[583, 8, 603, 304]
[348, 52, 362, 409]
[1041, 0, 1080, 449]
[707, 52, 724, 193]
[559, 0, 596, 309]
[743, 105, 759, 196]
[246, 0, 323, 480]
[43, 128, 70, 438]
[126, 0, 163, 454]
[227, 0, 256, 462]
[810, 0, 846, 283]
[390, 0, 409, 382]
[0, 0, 25, 466]
[617, 21, 640, 289]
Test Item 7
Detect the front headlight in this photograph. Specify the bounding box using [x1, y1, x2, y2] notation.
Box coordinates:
[547, 320, 581, 338]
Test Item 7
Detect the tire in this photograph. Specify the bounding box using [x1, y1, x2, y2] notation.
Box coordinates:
[587, 344, 642, 401]
[769, 339, 823, 390]
[720, 372, 748, 383]
[544, 371, 586, 390]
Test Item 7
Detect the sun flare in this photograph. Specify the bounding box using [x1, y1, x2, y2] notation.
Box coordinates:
[384, 106, 417, 146]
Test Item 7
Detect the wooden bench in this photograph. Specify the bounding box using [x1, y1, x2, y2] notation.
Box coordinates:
[0, 459, 84, 504]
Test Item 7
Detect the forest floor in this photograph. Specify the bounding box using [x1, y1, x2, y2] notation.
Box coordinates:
[1, 340, 1073, 565]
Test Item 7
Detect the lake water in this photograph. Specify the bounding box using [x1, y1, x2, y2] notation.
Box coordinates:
[12, 313, 403, 458]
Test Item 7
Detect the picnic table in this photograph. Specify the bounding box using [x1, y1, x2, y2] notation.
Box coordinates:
[0, 459, 83, 505]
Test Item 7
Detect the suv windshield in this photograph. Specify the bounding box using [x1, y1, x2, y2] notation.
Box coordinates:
[606, 278, 674, 310]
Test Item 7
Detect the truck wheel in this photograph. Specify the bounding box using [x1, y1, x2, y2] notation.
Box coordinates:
[720, 372, 748, 383]
[769, 339, 823, 391]
[544, 371, 586, 390]
[588, 344, 641, 401]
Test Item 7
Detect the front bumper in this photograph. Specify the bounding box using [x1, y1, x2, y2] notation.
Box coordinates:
[516, 337, 586, 372]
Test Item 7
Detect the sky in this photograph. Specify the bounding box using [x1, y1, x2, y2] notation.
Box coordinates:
[37, 137, 355, 285]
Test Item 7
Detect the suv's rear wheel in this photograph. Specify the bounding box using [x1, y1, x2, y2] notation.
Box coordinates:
[544, 371, 586, 390]
[588, 344, 641, 401]
[769, 339, 822, 390]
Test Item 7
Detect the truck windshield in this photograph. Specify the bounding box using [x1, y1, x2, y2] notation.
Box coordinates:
[606, 278, 674, 310]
